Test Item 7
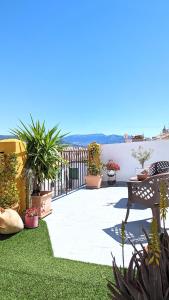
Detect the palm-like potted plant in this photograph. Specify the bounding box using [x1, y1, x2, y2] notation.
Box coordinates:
[85, 142, 103, 188]
[11, 116, 67, 218]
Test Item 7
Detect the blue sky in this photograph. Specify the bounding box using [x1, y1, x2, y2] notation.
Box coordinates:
[0, 0, 169, 137]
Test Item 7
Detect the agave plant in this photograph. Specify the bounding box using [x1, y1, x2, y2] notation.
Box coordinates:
[108, 178, 169, 300]
[11, 116, 67, 195]
[108, 228, 169, 300]
[108, 212, 169, 300]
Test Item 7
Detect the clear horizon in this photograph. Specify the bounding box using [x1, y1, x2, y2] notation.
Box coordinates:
[0, 1, 169, 137]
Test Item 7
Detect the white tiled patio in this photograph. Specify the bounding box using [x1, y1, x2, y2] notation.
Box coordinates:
[45, 185, 169, 267]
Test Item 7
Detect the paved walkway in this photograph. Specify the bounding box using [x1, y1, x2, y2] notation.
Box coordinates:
[45, 186, 167, 267]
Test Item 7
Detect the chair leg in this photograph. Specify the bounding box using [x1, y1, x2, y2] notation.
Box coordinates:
[124, 203, 131, 223]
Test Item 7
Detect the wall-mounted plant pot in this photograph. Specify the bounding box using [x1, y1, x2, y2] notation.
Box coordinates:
[25, 215, 39, 228]
[85, 175, 102, 189]
[31, 191, 53, 219]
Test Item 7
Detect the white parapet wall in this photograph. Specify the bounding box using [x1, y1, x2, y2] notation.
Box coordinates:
[101, 139, 169, 182]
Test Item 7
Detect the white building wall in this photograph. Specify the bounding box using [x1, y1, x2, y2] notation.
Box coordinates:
[101, 140, 169, 181]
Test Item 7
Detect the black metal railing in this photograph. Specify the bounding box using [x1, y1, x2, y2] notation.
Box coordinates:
[43, 147, 88, 200]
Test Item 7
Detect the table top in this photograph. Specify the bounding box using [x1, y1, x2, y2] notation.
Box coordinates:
[129, 176, 138, 181]
[128, 175, 150, 182]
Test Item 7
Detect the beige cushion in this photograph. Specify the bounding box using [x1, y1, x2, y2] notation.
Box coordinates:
[0, 208, 24, 234]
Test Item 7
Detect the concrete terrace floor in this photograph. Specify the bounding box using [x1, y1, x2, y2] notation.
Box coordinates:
[45, 185, 169, 267]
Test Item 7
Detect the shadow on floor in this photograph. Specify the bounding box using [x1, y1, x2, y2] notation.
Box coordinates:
[102, 181, 127, 188]
[0, 233, 16, 241]
[105, 198, 147, 210]
[103, 218, 152, 245]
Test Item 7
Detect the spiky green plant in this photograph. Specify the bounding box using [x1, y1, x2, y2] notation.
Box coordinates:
[160, 181, 168, 229]
[120, 221, 126, 272]
[148, 218, 160, 266]
[11, 116, 67, 195]
[108, 228, 169, 300]
[108, 212, 169, 300]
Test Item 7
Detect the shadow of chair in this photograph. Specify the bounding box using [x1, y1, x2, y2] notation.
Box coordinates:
[105, 198, 146, 209]
[103, 218, 152, 245]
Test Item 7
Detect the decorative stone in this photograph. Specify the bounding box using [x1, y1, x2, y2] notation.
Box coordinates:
[0, 208, 24, 234]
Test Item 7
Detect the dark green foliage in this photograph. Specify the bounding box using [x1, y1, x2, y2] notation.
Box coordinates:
[0, 153, 19, 208]
[11, 115, 67, 194]
[88, 162, 102, 175]
[88, 142, 103, 176]
[0, 221, 112, 300]
[108, 230, 169, 300]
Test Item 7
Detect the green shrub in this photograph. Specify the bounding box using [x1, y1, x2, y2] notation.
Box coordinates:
[87, 142, 103, 175]
[0, 153, 19, 208]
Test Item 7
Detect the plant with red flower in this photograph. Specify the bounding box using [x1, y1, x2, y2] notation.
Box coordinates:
[25, 208, 38, 217]
[105, 160, 120, 171]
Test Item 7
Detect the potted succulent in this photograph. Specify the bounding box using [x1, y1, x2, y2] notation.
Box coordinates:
[105, 160, 120, 185]
[85, 142, 103, 188]
[0, 153, 19, 210]
[24, 208, 39, 228]
[11, 116, 67, 218]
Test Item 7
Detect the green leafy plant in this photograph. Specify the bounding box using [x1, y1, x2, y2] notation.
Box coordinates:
[88, 162, 103, 176]
[148, 218, 161, 266]
[11, 116, 67, 195]
[160, 181, 168, 229]
[88, 142, 103, 176]
[131, 146, 153, 168]
[0, 153, 19, 208]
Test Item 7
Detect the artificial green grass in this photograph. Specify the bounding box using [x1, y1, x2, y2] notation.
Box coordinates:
[0, 221, 112, 300]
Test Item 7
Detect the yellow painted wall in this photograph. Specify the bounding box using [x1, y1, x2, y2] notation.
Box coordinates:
[0, 139, 26, 213]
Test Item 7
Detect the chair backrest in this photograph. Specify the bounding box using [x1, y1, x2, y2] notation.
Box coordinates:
[149, 161, 169, 176]
[128, 172, 169, 208]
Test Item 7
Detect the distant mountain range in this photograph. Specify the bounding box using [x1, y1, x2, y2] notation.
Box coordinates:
[63, 133, 125, 146]
[0, 133, 125, 146]
[0, 135, 14, 140]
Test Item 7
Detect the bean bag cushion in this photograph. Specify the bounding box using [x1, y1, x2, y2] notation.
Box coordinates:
[0, 208, 24, 234]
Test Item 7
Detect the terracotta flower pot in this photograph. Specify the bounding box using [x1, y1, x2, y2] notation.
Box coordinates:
[137, 174, 148, 181]
[31, 191, 53, 219]
[25, 215, 39, 228]
[85, 175, 102, 189]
